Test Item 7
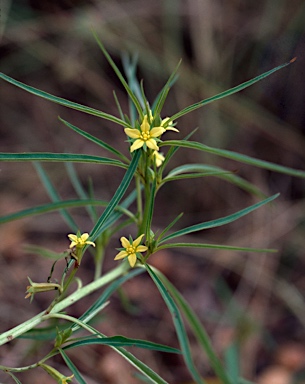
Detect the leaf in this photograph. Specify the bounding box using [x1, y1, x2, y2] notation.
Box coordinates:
[0, 72, 130, 127]
[162, 164, 265, 197]
[63, 336, 180, 354]
[92, 31, 143, 118]
[90, 150, 141, 242]
[0, 152, 127, 168]
[170, 60, 294, 120]
[0, 199, 107, 224]
[59, 117, 129, 162]
[73, 268, 144, 332]
[154, 268, 233, 384]
[160, 140, 305, 178]
[145, 264, 205, 384]
[159, 193, 279, 243]
[156, 242, 276, 253]
[6, 372, 23, 384]
[34, 163, 78, 232]
[65, 163, 97, 221]
[58, 348, 87, 384]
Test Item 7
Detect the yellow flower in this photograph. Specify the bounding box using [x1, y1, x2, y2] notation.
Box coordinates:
[68, 233, 95, 249]
[124, 115, 165, 152]
[114, 234, 148, 267]
[161, 117, 179, 132]
[153, 150, 165, 167]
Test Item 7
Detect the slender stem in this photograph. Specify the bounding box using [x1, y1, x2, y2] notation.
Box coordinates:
[136, 174, 143, 224]
[0, 262, 129, 346]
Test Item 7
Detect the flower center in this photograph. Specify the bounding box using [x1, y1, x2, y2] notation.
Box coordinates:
[140, 132, 150, 141]
[126, 246, 136, 255]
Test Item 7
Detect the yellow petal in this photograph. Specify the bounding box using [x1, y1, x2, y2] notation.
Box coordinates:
[114, 250, 128, 260]
[120, 236, 131, 249]
[130, 139, 144, 152]
[133, 234, 145, 247]
[165, 126, 179, 132]
[80, 233, 89, 242]
[124, 128, 140, 139]
[68, 234, 78, 242]
[150, 127, 165, 137]
[146, 139, 159, 151]
[128, 253, 137, 267]
[140, 116, 150, 133]
[136, 245, 148, 253]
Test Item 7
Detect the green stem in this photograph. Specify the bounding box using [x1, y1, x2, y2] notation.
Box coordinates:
[136, 174, 143, 224]
[0, 262, 129, 346]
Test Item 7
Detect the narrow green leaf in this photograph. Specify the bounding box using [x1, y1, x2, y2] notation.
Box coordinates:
[18, 324, 65, 341]
[58, 348, 87, 384]
[144, 178, 157, 241]
[65, 163, 97, 221]
[160, 140, 305, 178]
[0, 72, 130, 127]
[0, 152, 127, 168]
[74, 268, 144, 331]
[92, 31, 143, 118]
[64, 336, 180, 354]
[34, 163, 78, 232]
[59, 117, 129, 163]
[156, 242, 276, 253]
[0, 199, 107, 225]
[159, 193, 279, 243]
[154, 268, 232, 384]
[157, 213, 184, 243]
[158, 128, 198, 177]
[225, 343, 239, 384]
[152, 59, 181, 117]
[23, 244, 70, 260]
[6, 372, 23, 384]
[165, 164, 265, 198]
[170, 60, 294, 120]
[90, 151, 141, 242]
[145, 264, 205, 384]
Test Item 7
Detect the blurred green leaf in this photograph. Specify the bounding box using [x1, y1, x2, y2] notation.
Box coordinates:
[159, 193, 279, 243]
[0, 152, 127, 168]
[64, 336, 180, 354]
[90, 150, 141, 242]
[145, 264, 205, 384]
[170, 60, 293, 120]
[154, 268, 233, 384]
[0, 72, 130, 127]
[58, 348, 86, 384]
[59, 117, 129, 163]
[161, 140, 305, 178]
[156, 242, 276, 253]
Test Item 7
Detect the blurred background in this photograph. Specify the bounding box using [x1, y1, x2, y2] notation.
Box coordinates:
[0, 1, 305, 383]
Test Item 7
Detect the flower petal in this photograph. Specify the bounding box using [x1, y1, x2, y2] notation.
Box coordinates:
[80, 233, 90, 241]
[136, 245, 148, 253]
[130, 139, 144, 152]
[146, 139, 159, 151]
[120, 237, 130, 248]
[150, 127, 165, 137]
[140, 116, 150, 133]
[124, 128, 140, 139]
[114, 250, 128, 260]
[68, 234, 78, 242]
[165, 126, 179, 132]
[128, 253, 137, 267]
[133, 234, 145, 247]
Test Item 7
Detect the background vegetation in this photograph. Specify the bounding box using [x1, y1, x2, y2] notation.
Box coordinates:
[0, 1, 305, 383]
